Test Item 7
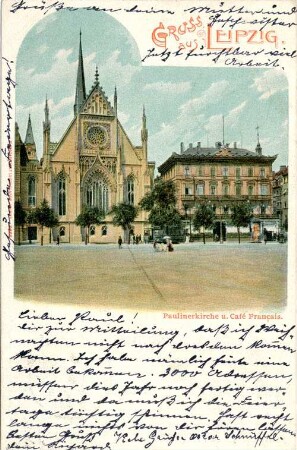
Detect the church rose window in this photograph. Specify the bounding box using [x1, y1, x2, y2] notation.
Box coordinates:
[87, 126, 107, 147]
[58, 177, 66, 216]
[28, 176, 36, 207]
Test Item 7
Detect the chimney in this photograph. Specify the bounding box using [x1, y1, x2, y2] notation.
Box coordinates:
[180, 142, 185, 154]
[197, 142, 201, 149]
[233, 142, 237, 149]
[189, 143, 193, 151]
[280, 165, 286, 171]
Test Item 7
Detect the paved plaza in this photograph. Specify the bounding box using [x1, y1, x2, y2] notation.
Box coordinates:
[14, 242, 287, 311]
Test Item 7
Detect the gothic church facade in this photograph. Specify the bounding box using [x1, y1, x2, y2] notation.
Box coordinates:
[15, 35, 155, 244]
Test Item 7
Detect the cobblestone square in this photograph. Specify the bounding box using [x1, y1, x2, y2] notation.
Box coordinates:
[15, 242, 287, 312]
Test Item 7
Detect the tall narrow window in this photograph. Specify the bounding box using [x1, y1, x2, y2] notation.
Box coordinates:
[28, 177, 36, 207]
[58, 177, 66, 215]
[248, 167, 253, 177]
[248, 185, 254, 196]
[197, 183, 204, 195]
[236, 167, 241, 178]
[127, 178, 135, 205]
[210, 167, 216, 177]
[223, 184, 229, 196]
[260, 184, 268, 196]
[210, 185, 216, 195]
[236, 184, 241, 196]
[222, 167, 228, 176]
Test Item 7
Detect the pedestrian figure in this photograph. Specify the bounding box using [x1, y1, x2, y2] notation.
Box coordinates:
[153, 240, 157, 251]
[118, 236, 123, 249]
[56, 235, 60, 245]
[263, 228, 268, 245]
[167, 240, 174, 252]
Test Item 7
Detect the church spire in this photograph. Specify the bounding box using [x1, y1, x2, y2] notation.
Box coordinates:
[25, 114, 35, 145]
[74, 30, 86, 116]
[44, 96, 50, 130]
[114, 85, 117, 115]
[141, 105, 148, 143]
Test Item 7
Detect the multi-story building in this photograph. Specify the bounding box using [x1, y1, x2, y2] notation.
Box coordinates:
[158, 140, 278, 241]
[15, 35, 155, 244]
[273, 165, 288, 230]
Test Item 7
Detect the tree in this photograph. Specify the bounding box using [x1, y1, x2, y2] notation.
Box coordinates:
[231, 202, 253, 243]
[139, 178, 182, 234]
[47, 209, 59, 244]
[28, 199, 59, 246]
[193, 203, 215, 244]
[75, 205, 105, 245]
[14, 201, 27, 245]
[110, 202, 139, 244]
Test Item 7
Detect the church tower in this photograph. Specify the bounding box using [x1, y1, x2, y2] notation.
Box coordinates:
[74, 31, 86, 116]
[24, 115, 37, 160]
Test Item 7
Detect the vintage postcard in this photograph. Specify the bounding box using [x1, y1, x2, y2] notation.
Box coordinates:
[1, 0, 296, 449]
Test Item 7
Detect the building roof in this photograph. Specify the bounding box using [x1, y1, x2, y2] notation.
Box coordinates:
[158, 144, 277, 173]
[273, 165, 288, 178]
[183, 144, 258, 158]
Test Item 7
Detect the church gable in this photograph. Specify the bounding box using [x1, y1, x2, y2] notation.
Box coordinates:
[81, 85, 114, 116]
[51, 118, 78, 162]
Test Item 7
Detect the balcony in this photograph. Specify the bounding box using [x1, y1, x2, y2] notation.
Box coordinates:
[180, 194, 273, 206]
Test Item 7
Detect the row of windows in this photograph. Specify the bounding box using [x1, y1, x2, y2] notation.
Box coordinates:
[184, 166, 267, 177]
[186, 204, 269, 215]
[59, 225, 108, 236]
[27, 176, 135, 214]
[185, 183, 269, 196]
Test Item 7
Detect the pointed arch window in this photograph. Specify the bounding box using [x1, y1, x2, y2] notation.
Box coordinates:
[126, 177, 135, 205]
[58, 177, 66, 216]
[86, 174, 109, 213]
[28, 176, 36, 207]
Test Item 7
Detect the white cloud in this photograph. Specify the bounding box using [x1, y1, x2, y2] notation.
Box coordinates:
[149, 84, 248, 167]
[118, 110, 130, 125]
[35, 14, 57, 34]
[227, 101, 247, 123]
[37, 44, 49, 54]
[17, 48, 96, 98]
[143, 81, 191, 94]
[178, 80, 230, 117]
[251, 70, 288, 100]
[98, 50, 141, 88]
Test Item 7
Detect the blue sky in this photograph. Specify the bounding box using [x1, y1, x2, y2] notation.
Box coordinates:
[16, 9, 288, 170]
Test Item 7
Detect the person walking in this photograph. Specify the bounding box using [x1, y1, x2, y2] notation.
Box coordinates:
[118, 236, 123, 249]
[56, 235, 60, 245]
